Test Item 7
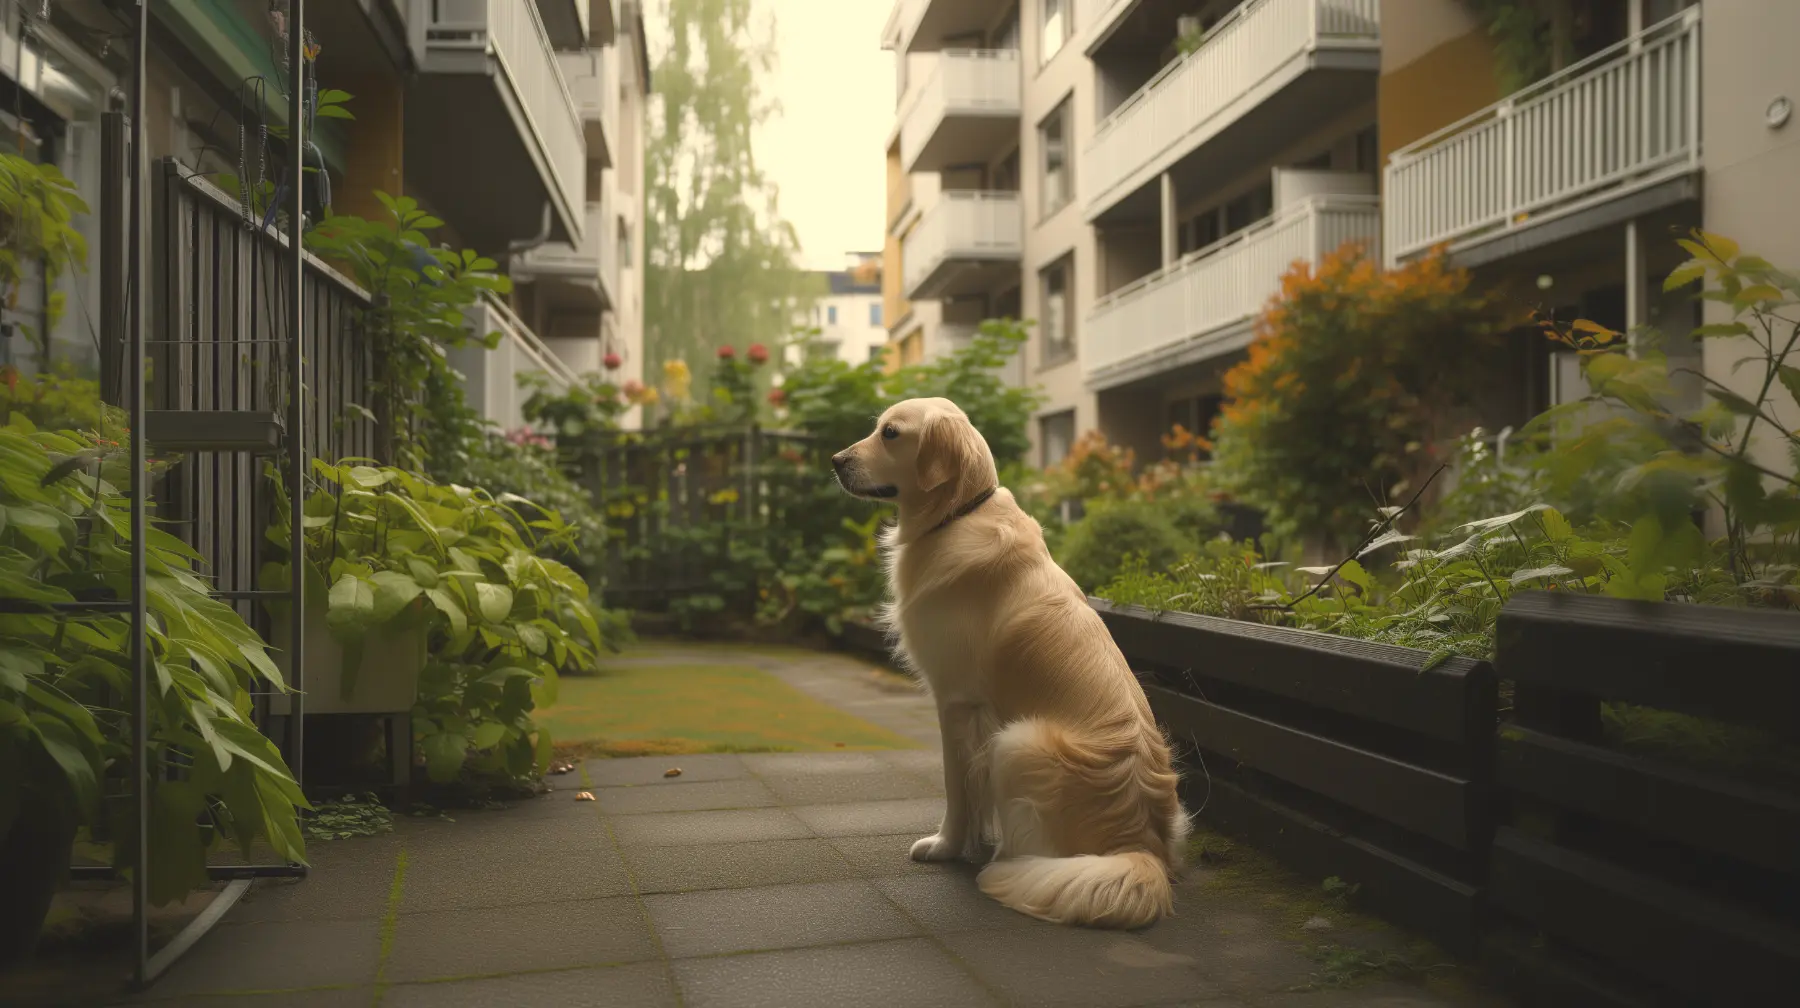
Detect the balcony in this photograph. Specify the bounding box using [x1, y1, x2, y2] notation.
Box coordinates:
[405, 0, 586, 250]
[558, 47, 616, 168]
[1082, 195, 1379, 389]
[1384, 8, 1701, 267]
[450, 293, 582, 434]
[902, 192, 1023, 301]
[514, 201, 617, 312]
[1083, 0, 1380, 223]
[899, 50, 1021, 173]
[886, 0, 1014, 54]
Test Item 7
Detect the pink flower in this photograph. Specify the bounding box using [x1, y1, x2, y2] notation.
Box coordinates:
[716, 345, 736, 360]
[767, 387, 787, 407]
[602, 352, 623, 370]
[746, 343, 769, 365]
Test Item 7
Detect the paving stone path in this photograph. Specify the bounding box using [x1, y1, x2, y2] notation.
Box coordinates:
[106, 647, 1511, 1007]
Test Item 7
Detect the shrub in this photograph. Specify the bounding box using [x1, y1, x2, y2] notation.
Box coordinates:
[1210, 245, 1516, 550]
[1058, 499, 1201, 594]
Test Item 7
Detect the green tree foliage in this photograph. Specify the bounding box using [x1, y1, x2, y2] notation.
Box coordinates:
[644, 0, 819, 374]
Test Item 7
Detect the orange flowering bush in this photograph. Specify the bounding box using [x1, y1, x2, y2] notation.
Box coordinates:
[1210, 244, 1516, 548]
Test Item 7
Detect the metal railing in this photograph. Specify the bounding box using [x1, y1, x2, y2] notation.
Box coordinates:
[418, 0, 586, 234]
[898, 49, 1021, 170]
[1082, 195, 1380, 381]
[1384, 7, 1701, 264]
[901, 191, 1024, 298]
[1083, 0, 1380, 217]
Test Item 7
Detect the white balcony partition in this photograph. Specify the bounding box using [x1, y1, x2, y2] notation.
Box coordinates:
[1083, 0, 1380, 219]
[1384, 8, 1701, 265]
[556, 47, 616, 164]
[452, 292, 582, 434]
[902, 191, 1024, 299]
[514, 201, 616, 308]
[416, 0, 587, 236]
[898, 50, 1021, 171]
[1083, 196, 1380, 385]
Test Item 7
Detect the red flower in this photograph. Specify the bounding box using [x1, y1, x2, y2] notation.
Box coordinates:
[602, 352, 622, 370]
[746, 343, 769, 365]
[716, 345, 736, 360]
[767, 387, 787, 407]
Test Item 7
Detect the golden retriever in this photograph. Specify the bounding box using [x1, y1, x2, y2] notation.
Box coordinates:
[832, 397, 1188, 929]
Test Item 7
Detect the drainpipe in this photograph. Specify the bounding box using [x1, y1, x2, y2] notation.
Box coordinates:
[508, 201, 555, 266]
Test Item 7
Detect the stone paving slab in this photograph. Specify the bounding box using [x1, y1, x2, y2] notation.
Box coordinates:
[87, 645, 1516, 1008]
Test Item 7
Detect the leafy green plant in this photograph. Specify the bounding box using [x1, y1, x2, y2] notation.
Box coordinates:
[436, 429, 610, 581]
[305, 194, 511, 472]
[0, 418, 306, 906]
[1057, 499, 1209, 594]
[0, 154, 89, 360]
[0, 365, 119, 435]
[262, 459, 602, 785]
[520, 372, 629, 440]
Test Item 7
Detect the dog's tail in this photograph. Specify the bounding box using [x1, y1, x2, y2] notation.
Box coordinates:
[976, 717, 1183, 929]
[977, 849, 1172, 929]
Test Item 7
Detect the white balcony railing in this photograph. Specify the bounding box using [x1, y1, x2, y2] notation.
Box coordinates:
[1384, 8, 1701, 265]
[898, 49, 1021, 171]
[1084, 0, 1380, 218]
[417, 0, 587, 233]
[1083, 195, 1380, 382]
[453, 292, 581, 432]
[902, 191, 1024, 299]
[556, 47, 616, 165]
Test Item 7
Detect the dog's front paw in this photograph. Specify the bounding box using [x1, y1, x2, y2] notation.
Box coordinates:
[910, 833, 964, 862]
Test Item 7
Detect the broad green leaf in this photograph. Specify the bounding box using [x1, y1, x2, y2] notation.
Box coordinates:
[368, 570, 424, 624]
[470, 721, 507, 749]
[1509, 565, 1575, 586]
[424, 588, 468, 635]
[473, 582, 514, 623]
[421, 731, 469, 783]
[326, 574, 377, 635]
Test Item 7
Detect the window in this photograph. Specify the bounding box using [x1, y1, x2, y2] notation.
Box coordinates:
[1166, 394, 1223, 458]
[1223, 182, 1273, 235]
[1040, 411, 1076, 468]
[1040, 0, 1067, 64]
[827, 305, 838, 325]
[1039, 255, 1073, 367]
[869, 302, 882, 327]
[1038, 98, 1072, 218]
[617, 219, 633, 268]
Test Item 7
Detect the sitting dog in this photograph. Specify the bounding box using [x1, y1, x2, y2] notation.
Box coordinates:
[832, 397, 1187, 929]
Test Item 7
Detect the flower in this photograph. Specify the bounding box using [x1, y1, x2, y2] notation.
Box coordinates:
[716, 345, 736, 360]
[602, 352, 622, 370]
[746, 343, 769, 365]
[767, 387, 787, 407]
[661, 359, 690, 382]
[621, 378, 649, 403]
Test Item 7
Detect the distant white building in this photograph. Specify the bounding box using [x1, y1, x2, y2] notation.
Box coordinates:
[789, 253, 888, 367]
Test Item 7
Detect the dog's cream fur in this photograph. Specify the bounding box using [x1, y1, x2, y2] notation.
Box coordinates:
[832, 397, 1188, 929]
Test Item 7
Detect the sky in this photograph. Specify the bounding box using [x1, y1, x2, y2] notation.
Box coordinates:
[750, 0, 895, 271]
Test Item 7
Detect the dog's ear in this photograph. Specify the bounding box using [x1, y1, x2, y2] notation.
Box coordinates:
[915, 413, 965, 494]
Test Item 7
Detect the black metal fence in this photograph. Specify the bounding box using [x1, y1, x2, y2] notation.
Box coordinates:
[567, 425, 835, 606]
[146, 159, 379, 613]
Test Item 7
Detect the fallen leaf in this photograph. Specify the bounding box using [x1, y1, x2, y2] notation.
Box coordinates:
[1302, 915, 1333, 932]
[833, 742, 845, 748]
[663, 768, 682, 778]
[575, 791, 595, 802]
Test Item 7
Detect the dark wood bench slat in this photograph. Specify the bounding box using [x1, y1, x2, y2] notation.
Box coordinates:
[1095, 600, 1492, 745]
[1490, 827, 1800, 1003]
[1147, 685, 1478, 850]
[1499, 725, 1800, 877]
[1496, 592, 1800, 737]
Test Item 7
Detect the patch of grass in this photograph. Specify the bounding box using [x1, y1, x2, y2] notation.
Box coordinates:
[537, 662, 923, 757]
[1603, 702, 1800, 786]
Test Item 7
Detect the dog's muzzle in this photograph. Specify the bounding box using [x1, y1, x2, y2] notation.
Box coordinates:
[831, 452, 897, 499]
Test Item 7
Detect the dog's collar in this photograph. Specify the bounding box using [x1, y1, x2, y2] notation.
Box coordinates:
[930, 486, 998, 534]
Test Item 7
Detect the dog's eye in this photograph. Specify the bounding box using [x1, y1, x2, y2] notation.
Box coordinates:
[881, 424, 900, 441]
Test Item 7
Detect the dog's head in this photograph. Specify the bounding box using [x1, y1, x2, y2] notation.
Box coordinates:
[832, 397, 997, 540]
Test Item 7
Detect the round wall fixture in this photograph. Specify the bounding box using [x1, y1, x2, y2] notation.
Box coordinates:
[1768, 96, 1793, 130]
[1536, 274, 1555, 291]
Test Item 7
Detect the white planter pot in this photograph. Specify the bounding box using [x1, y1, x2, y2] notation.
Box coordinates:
[267, 605, 426, 716]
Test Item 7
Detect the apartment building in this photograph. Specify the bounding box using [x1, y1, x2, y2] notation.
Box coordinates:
[408, 0, 652, 431]
[0, 0, 648, 435]
[789, 253, 889, 368]
[1383, 0, 1798, 481]
[884, 0, 1798, 477]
